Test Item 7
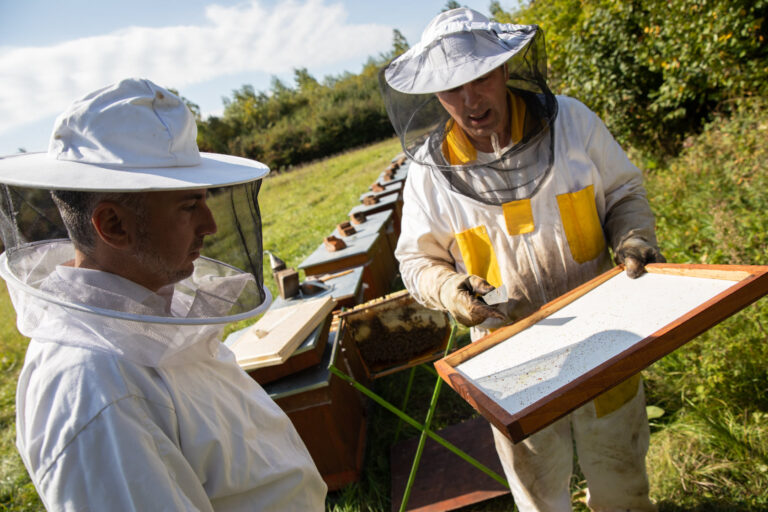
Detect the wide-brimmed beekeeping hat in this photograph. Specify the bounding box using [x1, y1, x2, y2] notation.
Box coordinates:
[0, 77, 268, 190]
[383, 7, 538, 94]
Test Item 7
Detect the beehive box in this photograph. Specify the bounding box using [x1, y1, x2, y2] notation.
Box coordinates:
[336, 289, 451, 380]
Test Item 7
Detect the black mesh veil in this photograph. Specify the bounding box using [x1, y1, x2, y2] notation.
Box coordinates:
[0, 181, 268, 323]
[227, 180, 266, 306]
[380, 26, 559, 205]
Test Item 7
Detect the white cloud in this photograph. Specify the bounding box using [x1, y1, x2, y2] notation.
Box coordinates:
[0, 0, 392, 136]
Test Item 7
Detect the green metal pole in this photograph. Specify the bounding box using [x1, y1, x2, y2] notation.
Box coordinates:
[327, 319, 509, 492]
[399, 367, 445, 510]
[398, 321, 460, 510]
[328, 365, 508, 488]
[393, 366, 417, 443]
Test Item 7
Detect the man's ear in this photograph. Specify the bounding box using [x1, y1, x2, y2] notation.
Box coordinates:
[91, 202, 136, 250]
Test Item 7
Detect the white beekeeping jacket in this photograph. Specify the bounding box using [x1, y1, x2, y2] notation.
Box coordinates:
[396, 95, 658, 335]
[7, 240, 327, 511]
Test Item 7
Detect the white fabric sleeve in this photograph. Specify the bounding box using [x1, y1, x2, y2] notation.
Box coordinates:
[35, 396, 213, 512]
[395, 161, 460, 310]
[574, 98, 659, 251]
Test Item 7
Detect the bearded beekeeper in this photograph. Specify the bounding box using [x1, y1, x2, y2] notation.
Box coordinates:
[380, 8, 664, 511]
[0, 78, 327, 511]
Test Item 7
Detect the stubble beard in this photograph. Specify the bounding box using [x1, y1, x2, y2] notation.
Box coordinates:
[133, 220, 196, 288]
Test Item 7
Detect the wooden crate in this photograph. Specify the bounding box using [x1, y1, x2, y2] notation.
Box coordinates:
[435, 263, 768, 443]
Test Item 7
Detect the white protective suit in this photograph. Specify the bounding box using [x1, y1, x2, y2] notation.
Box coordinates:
[396, 95, 657, 511]
[12, 242, 327, 512]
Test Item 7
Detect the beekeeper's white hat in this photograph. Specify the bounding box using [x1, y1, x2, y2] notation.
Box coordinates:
[0, 78, 268, 191]
[384, 8, 538, 94]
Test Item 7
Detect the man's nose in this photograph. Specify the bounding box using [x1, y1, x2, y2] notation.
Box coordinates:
[461, 84, 481, 107]
[198, 203, 218, 236]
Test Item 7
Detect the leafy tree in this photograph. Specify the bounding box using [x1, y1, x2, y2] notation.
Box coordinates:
[391, 29, 409, 58]
[496, 0, 768, 158]
[489, 1, 513, 23]
[168, 87, 202, 120]
[196, 45, 395, 170]
[294, 68, 319, 93]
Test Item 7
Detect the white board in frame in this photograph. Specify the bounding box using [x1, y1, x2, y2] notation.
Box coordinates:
[435, 263, 768, 443]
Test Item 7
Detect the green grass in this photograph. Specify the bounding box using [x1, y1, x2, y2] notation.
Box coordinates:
[639, 97, 768, 509]
[205, 137, 403, 282]
[1, 97, 768, 510]
[0, 286, 43, 510]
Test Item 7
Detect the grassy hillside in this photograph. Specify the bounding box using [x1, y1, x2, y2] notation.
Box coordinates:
[641, 97, 768, 508]
[1, 98, 766, 510]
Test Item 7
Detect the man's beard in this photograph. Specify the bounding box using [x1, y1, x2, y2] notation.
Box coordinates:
[132, 243, 195, 287]
[133, 222, 197, 287]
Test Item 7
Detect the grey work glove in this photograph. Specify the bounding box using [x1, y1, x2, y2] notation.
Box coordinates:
[614, 237, 666, 279]
[437, 273, 506, 327]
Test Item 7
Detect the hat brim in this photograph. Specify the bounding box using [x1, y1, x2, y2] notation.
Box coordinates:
[0, 152, 269, 191]
[384, 26, 537, 95]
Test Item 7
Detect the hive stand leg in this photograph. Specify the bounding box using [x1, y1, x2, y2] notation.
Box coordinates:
[393, 367, 417, 443]
[399, 366, 445, 511]
[328, 322, 509, 511]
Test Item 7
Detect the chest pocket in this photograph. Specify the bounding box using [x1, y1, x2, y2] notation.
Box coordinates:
[454, 225, 502, 288]
[556, 185, 606, 264]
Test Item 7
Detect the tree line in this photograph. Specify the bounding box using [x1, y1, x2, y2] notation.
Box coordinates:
[194, 0, 767, 170]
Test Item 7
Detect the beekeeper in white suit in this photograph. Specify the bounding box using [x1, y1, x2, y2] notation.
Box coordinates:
[0, 78, 326, 511]
[381, 8, 663, 511]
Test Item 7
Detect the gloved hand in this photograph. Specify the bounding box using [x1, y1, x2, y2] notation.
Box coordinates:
[438, 273, 506, 327]
[615, 237, 666, 279]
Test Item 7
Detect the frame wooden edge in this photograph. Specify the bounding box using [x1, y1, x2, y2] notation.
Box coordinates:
[334, 288, 410, 318]
[511, 267, 768, 442]
[334, 318, 374, 383]
[434, 359, 516, 435]
[436, 263, 768, 443]
[645, 262, 761, 281]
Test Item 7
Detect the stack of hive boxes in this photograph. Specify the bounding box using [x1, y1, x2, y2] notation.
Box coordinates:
[227, 153, 410, 490]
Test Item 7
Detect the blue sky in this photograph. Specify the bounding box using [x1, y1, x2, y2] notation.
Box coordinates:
[0, 0, 515, 155]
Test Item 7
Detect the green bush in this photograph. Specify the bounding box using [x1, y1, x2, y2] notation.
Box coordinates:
[500, 0, 768, 158]
[643, 96, 768, 418]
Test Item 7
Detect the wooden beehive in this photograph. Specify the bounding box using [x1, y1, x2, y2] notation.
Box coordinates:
[264, 331, 367, 491]
[336, 289, 451, 380]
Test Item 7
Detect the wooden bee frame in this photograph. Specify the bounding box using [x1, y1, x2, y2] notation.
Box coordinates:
[435, 263, 768, 443]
